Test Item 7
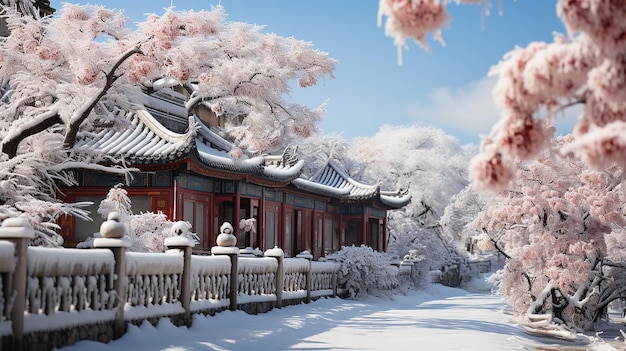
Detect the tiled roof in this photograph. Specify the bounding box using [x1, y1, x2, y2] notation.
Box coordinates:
[77, 109, 196, 163]
[292, 160, 411, 208]
[77, 86, 409, 208]
[194, 121, 304, 181]
[77, 88, 303, 182]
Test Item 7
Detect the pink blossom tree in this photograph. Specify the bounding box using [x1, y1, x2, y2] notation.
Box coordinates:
[379, 1, 626, 191]
[472, 136, 626, 331]
[379, 0, 626, 332]
[0, 4, 335, 244]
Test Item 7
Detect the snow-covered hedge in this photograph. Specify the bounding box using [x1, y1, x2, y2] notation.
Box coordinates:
[326, 245, 399, 298]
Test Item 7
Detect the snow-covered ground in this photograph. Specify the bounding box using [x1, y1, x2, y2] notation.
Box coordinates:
[56, 278, 625, 351]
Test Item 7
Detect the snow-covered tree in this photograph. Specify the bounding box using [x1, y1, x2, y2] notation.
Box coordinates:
[294, 131, 368, 180]
[473, 136, 626, 331]
[440, 185, 488, 251]
[350, 124, 473, 270]
[325, 245, 400, 298]
[0, 4, 335, 244]
[379, 1, 626, 193]
[78, 185, 197, 252]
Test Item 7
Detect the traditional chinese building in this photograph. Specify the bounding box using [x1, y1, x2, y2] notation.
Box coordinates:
[57, 87, 410, 258]
[0, 0, 55, 37]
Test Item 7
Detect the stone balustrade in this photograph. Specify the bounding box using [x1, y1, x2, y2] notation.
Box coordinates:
[0, 216, 418, 351]
[0, 217, 343, 351]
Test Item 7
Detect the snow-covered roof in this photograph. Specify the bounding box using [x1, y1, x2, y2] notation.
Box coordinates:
[77, 109, 196, 163]
[292, 159, 411, 208]
[77, 88, 303, 183]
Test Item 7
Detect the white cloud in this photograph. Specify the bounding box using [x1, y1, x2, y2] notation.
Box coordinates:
[406, 76, 500, 143]
[405, 76, 583, 144]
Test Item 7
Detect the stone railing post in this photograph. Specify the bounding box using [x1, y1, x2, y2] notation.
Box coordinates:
[264, 247, 284, 308]
[93, 212, 130, 339]
[328, 259, 338, 297]
[401, 260, 414, 280]
[0, 217, 34, 350]
[296, 251, 313, 304]
[164, 223, 196, 327]
[211, 222, 239, 311]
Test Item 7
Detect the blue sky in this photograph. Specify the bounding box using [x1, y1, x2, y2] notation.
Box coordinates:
[52, 1, 567, 145]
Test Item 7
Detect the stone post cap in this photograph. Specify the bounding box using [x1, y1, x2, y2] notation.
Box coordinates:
[211, 246, 240, 255]
[93, 237, 131, 248]
[164, 236, 195, 248]
[0, 217, 35, 239]
[100, 212, 127, 239]
[296, 250, 313, 260]
[264, 246, 284, 258]
[216, 222, 236, 247]
[171, 221, 192, 236]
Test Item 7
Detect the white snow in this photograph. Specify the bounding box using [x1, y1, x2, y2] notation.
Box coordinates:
[0, 241, 15, 272]
[125, 251, 183, 275]
[27, 247, 114, 276]
[53, 278, 626, 351]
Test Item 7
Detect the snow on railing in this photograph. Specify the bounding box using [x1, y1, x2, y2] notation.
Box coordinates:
[311, 261, 339, 297]
[189, 255, 231, 312]
[237, 257, 277, 303]
[24, 247, 117, 333]
[0, 218, 346, 350]
[283, 257, 309, 294]
[124, 251, 184, 321]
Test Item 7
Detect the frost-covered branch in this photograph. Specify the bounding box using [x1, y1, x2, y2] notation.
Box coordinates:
[2, 107, 61, 157]
[63, 46, 142, 149]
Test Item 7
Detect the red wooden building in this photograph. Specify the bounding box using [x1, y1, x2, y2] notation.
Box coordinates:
[58, 88, 410, 258]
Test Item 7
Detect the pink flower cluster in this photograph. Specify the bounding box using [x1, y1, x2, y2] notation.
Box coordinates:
[473, 136, 624, 321]
[378, 0, 450, 50]
[75, 62, 100, 85]
[558, 0, 626, 53]
[469, 0, 626, 190]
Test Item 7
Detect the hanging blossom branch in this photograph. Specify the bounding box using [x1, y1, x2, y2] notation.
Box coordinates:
[377, 0, 489, 64]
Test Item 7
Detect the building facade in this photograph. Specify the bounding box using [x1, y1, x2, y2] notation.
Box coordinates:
[58, 87, 410, 259]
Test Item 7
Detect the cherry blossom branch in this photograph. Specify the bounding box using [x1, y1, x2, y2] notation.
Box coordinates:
[485, 231, 511, 259]
[62, 46, 143, 149]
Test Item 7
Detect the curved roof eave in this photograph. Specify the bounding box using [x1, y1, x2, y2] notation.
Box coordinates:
[195, 141, 265, 172]
[262, 159, 304, 182]
[193, 116, 236, 152]
[76, 110, 196, 162]
[379, 193, 412, 209]
[292, 178, 352, 198]
[325, 159, 379, 191]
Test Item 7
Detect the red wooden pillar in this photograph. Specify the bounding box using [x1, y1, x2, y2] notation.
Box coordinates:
[361, 212, 367, 247]
[258, 197, 265, 250]
[383, 216, 388, 252]
[280, 200, 286, 250]
[234, 191, 241, 245]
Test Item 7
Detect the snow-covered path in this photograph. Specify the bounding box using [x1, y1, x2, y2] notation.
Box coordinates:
[286, 285, 536, 351]
[56, 283, 617, 351]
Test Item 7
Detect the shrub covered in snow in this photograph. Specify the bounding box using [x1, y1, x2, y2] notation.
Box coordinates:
[78, 185, 198, 252]
[326, 245, 400, 298]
